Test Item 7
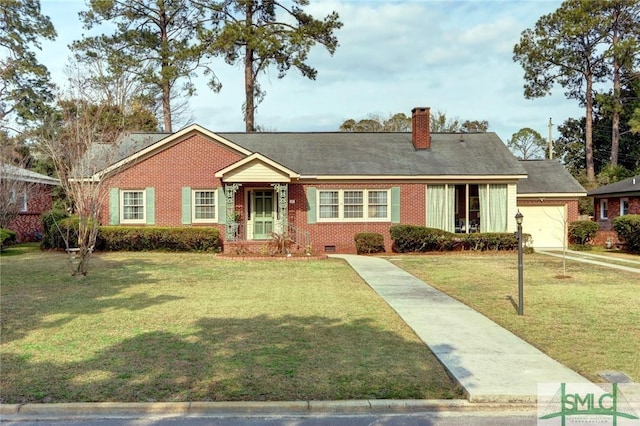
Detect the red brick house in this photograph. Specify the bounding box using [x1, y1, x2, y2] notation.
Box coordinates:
[90, 107, 585, 253]
[1, 164, 59, 242]
[588, 175, 640, 237]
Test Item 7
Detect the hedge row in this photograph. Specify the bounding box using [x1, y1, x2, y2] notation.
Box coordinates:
[41, 211, 220, 252]
[96, 227, 220, 252]
[389, 225, 521, 252]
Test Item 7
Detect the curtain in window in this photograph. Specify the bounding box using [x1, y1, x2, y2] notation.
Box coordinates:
[427, 185, 455, 232]
[479, 184, 507, 232]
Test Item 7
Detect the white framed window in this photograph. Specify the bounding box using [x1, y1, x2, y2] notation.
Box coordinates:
[319, 190, 339, 219]
[9, 189, 28, 212]
[344, 190, 363, 219]
[600, 199, 608, 220]
[317, 189, 390, 222]
[121, 190, 145, 224]
[620, 198, 629, 216]
[192, 190, 216, 223]
[368, 190, 388, 218]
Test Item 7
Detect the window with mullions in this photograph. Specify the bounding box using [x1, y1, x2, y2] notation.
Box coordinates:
[368, 190, 388, 218]
[344, 190, 363, 218]
[121, 190, 145, 223]
[318, 189, 390, 221]
[319, 190, 339, 219]
[193, 190, 216, 222]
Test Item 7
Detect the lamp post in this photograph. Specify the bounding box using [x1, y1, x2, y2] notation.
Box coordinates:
[515, 211, 524, 316]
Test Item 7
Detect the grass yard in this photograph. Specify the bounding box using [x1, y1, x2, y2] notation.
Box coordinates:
[0, 246, 461, 403]
[391, 253, 640, 382]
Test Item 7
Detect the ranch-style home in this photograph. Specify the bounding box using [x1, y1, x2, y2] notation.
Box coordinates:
[90, 107, 585, 253]
[588, 174, 640, 232]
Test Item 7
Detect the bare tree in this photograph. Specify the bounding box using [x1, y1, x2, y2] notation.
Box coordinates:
[38, 99, 127, 276]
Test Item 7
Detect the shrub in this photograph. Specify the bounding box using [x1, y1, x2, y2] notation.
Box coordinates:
[0, 228, 17, 250]
[41, 210, 70, 249]
[569, 243, 593, 251]
[355, 232, 385, 254]
[459, 232, 519, 251]
[268, 232, 293, 255]
[390, 225, 453, 252]
[613, 215, 640, 253]
[97, 226, 220, 252]
[568, 220, 600, 245]
[390, 225, 521, 253]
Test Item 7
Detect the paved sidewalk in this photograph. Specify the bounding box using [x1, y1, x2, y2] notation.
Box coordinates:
[537, 249, 640, 273]
[331, 255, 591, 403]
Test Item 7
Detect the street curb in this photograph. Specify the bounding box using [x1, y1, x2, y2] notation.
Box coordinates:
[0, 400, 538, 420]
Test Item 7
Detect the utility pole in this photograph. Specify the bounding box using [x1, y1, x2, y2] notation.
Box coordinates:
[548, 118, 553, 159]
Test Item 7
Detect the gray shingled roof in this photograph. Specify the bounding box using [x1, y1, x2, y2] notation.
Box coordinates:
[517, 160, 586, 194]
[85, 132, 170, 173]
[1, 163, 59, 185]
[219, 132, 528, 176]
[587, 174, 640, 197]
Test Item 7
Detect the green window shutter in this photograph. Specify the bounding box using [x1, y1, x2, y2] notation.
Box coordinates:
[182, 187, 192, 224]
[109, 188, 119, 225]
[217, 187, 226, 223]
[391, 187, 401, 223]
[145, 187, 155, 225]
[306, 187, 317, 224]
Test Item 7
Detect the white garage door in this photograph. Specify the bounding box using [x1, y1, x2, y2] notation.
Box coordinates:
[518, 205, 567, 249]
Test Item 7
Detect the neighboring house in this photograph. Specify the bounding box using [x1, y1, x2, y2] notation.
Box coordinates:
[516, 160, 586, 248]
[588, 175, 640, 231]
[89, 107, 585, 253]
[1, 164, 59, 242]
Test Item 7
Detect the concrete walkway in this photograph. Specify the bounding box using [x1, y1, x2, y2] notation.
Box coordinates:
[331, 254, 591, 403]
[537, 249, 640, 273]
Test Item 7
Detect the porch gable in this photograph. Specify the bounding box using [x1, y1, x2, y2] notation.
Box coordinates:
[215, 153, 299, 183]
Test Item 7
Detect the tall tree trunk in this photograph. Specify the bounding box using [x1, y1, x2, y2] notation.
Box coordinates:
[162, 82, 172, 133]
[585, 76, 596, 183]
[610, 18, 621, 167]
[244, 46, 255, 133]
[159, 2, 172, 133]
[243, 3, 255, 133]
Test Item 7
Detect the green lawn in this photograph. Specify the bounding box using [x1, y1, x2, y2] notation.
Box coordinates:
[391, 252, 640, 382]
[0, 246, 460, 403]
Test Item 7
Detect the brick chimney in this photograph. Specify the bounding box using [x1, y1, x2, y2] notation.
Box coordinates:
[411, 107, 431, 150]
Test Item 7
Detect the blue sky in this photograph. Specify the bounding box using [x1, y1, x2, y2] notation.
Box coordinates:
[37, 0, 584, 143]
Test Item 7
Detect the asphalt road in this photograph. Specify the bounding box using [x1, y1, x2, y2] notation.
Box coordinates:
[1, 411, 539, 425]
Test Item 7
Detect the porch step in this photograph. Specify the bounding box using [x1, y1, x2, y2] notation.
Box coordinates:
[223, 240, 310, 255]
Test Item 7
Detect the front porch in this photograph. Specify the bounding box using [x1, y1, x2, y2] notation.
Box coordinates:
[215, 155, 310, 255]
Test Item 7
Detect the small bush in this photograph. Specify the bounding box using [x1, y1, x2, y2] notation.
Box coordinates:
[568, 220, 600, 245]
[97, 226, 220, 252]
[268, 232, 293, 255]
[41, 210, 70, 249]
[1, 228, 17, 250]
[613, 215, 640, 253]
[355, 232, 385, 254]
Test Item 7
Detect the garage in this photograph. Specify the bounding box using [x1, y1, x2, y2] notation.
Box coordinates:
[518, 204, 567, 249]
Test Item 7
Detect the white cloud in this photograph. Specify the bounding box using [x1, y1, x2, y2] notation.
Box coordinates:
[35, 0, 583, 142]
